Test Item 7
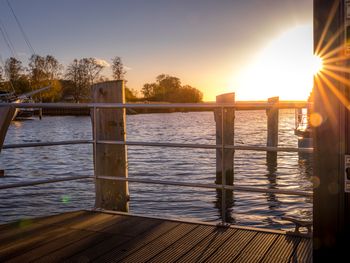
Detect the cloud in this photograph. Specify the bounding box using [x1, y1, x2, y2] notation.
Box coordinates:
[95, 58, 110, 67]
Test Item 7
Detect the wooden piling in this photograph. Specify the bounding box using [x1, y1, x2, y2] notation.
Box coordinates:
[0, 106, 15, 153]
[91, 80, 129, 212]
[313, 0, 350, 259]
[215, 93, 235, 186]
[266, 96, 279, 148]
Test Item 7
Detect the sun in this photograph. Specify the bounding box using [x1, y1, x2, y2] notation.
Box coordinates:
[311, 55, 323, 75]
[235, 25, 317, 101]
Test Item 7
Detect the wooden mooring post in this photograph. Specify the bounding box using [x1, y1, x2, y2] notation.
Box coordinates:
[266, 97, 279, 165]
[91, 80, 129, 211]
[313, 0, 350, 259]
[0, 106, 15, 177]
[215, 93, 235, 186]
[266, 96, 279, 148]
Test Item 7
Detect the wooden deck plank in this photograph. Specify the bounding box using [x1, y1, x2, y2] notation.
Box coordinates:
[120, 223, 198, 263]
[8, 229, 96, 263]
[233, 232, 279, 262]
[33, 232, 112, 263]
[65, 235, 132, 263]
[204, 229, 257, 262]
[261, 235, 301, 263]
[176, 227, 237, 263]
[0, 212, 97, 261]
[0, 211, 88, 246]
[0, 211, 312, 263]
[147, 225, 214, 263]
[0, 212, 124, 262]
[97, 223, 197, 263]
[289, 238, 312, 263]
[67, 220, 178, 263]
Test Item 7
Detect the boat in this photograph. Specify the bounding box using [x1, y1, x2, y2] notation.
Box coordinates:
[294, 97, 312, 148]
[0, 86, 50, 120]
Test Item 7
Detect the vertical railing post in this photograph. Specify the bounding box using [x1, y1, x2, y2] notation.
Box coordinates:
[0, 106, 15, 176]
[266, 97, 279, 166]
[0, 106, 15, 153]
[91, 80, 129, 211]
[266, 96, 279, 148]
[215, 93, 235, 223]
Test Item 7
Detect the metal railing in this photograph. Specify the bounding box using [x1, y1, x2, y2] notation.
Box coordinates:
[0, 102, 313, 224]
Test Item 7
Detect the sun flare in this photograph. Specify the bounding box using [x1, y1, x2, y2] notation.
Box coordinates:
[312, 55, 323, 75]
[234, 25, 317, 101]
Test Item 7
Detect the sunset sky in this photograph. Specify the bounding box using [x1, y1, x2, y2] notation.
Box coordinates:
[0, 0, 313, 101]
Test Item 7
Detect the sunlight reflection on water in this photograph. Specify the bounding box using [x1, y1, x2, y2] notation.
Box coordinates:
[0, 111, 312, 231]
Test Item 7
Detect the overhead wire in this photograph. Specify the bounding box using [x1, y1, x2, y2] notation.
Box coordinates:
[6, 0, 36, 55]
[0, 19, 17, 58]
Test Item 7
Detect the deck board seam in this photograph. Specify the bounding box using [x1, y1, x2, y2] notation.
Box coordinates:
[174, 228, 238, 263]
[145, 225, 217, 263]
[230, 231, 259, 263]
[123, 224, 201, 263]
[65, 219, 170, 260]
[92, 222, 181, 262]
[258, 234, 280, 263]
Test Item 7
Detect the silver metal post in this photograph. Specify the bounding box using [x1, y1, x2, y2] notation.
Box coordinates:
[93, 107, 97, 180]
[221, 106, 226, 224]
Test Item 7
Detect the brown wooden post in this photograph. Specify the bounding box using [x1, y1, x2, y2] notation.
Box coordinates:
[314, 0, 350, 259]
[215, 93, 235, 185]
[266, 96, 279, 148]
[92, 80, 129, 211]
[0, 106, 15, 177]
[0, 106, 15, 152]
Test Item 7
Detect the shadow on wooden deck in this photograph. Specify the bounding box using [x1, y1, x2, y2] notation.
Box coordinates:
[0, 210, 312, 262]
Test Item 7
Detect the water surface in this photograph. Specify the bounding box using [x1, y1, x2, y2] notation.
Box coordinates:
[0, 111, 312, 230]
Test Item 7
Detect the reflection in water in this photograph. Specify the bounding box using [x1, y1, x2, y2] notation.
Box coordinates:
[265, 152, 280, 210]
[215, 188, 235, 223]
[0, 112, 313, 231]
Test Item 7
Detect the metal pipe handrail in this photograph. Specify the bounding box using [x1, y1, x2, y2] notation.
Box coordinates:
[97, 175, 313, 197]
[0, 175, 91, 190]
[0, 173, 312, 197]
[2, 139, 313, 153]
[2, 140, 93, 149]
[0, 101, 310, 110]
[97, 140, 313, 153]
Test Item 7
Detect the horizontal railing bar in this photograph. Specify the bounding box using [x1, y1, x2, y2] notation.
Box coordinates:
[98, 140, 220, 149]
[0, 101, 309, 110]
[2, 140, 93, 149]
[97, 175, 313, 197]
[0, 175, 91, 190]
[97, 140, 313, 153]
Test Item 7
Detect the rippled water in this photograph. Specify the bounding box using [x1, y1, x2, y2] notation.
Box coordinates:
[0, 111, 313, 230]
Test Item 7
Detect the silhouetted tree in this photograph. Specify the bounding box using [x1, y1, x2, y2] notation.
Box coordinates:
[4, 57, 30, 94]
[5, 57, 23, 83]
[28, 54, 63, 101]
[65, 58, 104, 102]
[111, 56, 126, 80]
[142, 74, 203, 103]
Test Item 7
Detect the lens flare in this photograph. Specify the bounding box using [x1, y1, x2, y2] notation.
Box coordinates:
[312, 55, 323, 75]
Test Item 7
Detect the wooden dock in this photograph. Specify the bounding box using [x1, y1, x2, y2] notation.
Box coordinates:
[0, 210, 312, 262]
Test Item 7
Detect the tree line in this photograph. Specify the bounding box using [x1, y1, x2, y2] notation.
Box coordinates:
[0, 55, 203, 103]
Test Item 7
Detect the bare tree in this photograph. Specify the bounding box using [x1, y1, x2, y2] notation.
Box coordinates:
[28, 54, 63, 101]
[5, 57, 23, 83]
[28, 54, 62, 85]
[65, 58, 104, 102]
[4, 57, 30, 93]
[111, 56, 126, 80]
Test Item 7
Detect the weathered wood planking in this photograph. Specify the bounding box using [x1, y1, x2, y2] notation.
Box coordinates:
[0, 210, 312, 262]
